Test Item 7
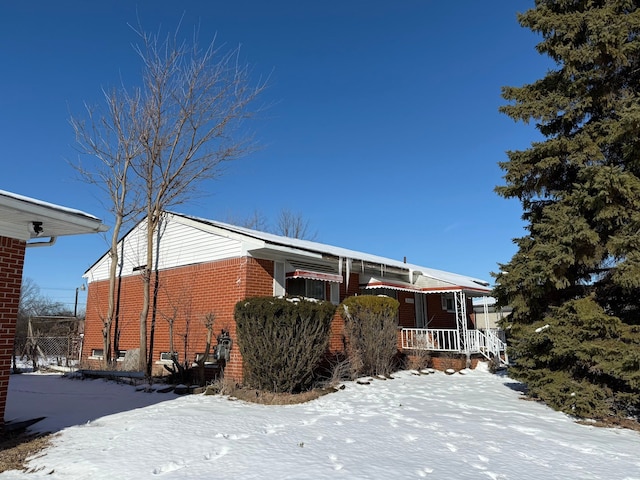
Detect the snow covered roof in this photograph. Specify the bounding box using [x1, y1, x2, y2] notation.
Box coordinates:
[171, 212, 491, 293]
[0, 190, 108, 241]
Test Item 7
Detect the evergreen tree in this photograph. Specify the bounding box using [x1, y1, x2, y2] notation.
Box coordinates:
[496, 0, 640, 421]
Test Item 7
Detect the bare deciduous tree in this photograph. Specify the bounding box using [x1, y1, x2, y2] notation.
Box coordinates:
[225, 209, 269, 231]
[225, 208, 316, 240]
[71, 88, 143, 368]
[130, 25, 267, 374]
[276, 208, 316, 240]
[74, 21, 267, 374]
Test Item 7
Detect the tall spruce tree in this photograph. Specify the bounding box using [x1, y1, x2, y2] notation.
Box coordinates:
[495, 1, 640, 421]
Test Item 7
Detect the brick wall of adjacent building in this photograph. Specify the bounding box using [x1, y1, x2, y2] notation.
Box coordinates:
[0, 236, 26, 425]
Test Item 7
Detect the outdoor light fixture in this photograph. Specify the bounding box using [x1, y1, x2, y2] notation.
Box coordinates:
[29, 221, 44, 236]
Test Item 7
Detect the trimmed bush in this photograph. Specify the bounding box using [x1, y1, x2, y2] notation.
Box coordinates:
[235, 296, 335, 393]
[340, 295, 400, 377]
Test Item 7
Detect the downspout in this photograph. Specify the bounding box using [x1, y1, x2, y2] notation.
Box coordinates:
[26, 237, 57, 248]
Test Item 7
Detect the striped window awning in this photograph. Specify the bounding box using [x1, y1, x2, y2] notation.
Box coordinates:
[286, 269, 343, 283]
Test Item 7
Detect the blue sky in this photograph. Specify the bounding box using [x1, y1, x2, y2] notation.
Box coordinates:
[2, 1, 548, 312]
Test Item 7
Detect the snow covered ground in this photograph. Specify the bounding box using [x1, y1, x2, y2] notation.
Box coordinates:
[2, 364, 639, 479]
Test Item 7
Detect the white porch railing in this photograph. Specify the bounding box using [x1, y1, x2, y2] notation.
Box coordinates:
[401, 328, 508, 365]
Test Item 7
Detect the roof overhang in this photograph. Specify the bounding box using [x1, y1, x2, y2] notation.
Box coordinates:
[0, 190, 109, 242]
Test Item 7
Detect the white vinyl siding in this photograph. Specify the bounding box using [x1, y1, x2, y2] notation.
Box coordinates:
[86, 215, 244, 282]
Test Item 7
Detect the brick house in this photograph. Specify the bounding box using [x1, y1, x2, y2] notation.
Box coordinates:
[82, 211, 505, 381]
[0, 190, 107, 426]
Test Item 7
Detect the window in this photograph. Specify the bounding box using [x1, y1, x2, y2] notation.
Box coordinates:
[441, 293, 455, 312]
[195, 352, 216, 364]
[158, 352, 178, 363]
[286, 278, 326, 300]
[116, 350, 127, 362]
[89, 349, 104, 359]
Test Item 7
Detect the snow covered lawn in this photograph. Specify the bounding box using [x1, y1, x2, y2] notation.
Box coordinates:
[2, 365, 639, 479]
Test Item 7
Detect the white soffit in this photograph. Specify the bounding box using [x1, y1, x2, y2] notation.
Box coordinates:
[0, 190, 108, 241]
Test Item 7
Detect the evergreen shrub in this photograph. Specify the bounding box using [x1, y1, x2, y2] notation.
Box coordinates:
[340, 295, 399, 377]
[235, 296, 335, 393]
[508, 297, 640, 419]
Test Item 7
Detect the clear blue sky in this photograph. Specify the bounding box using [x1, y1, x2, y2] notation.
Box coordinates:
[2, 1, 548, 312]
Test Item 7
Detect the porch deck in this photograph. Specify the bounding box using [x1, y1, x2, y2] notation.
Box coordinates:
[400, 328, 508, 365]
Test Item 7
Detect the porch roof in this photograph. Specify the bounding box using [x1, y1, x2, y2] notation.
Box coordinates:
[361, 276, 491, 296]
[361, 277, 420, 292]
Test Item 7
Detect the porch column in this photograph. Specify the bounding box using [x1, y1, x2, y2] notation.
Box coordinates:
[454, 290, 468, 354]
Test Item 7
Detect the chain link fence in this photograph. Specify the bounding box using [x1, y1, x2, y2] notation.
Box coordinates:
[20, 335, 82, 370]
[14, 315, 83, 371]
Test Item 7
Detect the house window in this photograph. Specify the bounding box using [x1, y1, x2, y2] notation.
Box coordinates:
[195, 352, 216, 364]
[116, 350, 127, 362]
[89, 349, 104, 359]
[159, 352, 178, 363]
[441, 293, 456, 312]
[287, 278, 326, 300]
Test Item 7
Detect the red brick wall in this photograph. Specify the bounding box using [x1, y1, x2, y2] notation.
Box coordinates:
[327, 273, 360, 353]
[83, 257, 274, 382]
[424, 294, 474, 329]
[397, 291, 415, 328]
[0, 236, 26, 425]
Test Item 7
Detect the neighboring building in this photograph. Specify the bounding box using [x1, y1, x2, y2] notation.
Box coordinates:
[82, 212, 505, 380]
[0, 190, 107, 426]
[472, 297, 512, 330]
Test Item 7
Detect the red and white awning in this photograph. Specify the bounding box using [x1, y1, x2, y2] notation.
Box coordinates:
[361, 277, 420, 292]
[286, 269, 343, 283]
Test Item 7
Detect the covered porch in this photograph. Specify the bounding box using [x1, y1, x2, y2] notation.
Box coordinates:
[400, 291, 508, 366]
[401, 326, 508, 365]
[360, 276, 508, 366]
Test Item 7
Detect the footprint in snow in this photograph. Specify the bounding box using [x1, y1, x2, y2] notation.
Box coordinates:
[204, 446, 230, 460]
[417, 467, 434, 477]
[328, 454, 343, 471]
[152, 460, 184, 475]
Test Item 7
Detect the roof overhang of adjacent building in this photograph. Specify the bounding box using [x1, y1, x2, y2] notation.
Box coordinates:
[0, 190, 109, 242]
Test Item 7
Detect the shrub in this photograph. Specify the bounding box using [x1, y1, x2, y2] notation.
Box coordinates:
[508, 297, 640, 420]
[340, 295, 400, 377]
[235, 296, 335, 393]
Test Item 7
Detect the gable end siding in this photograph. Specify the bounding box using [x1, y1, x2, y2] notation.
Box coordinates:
[86, 219, 244, 282]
